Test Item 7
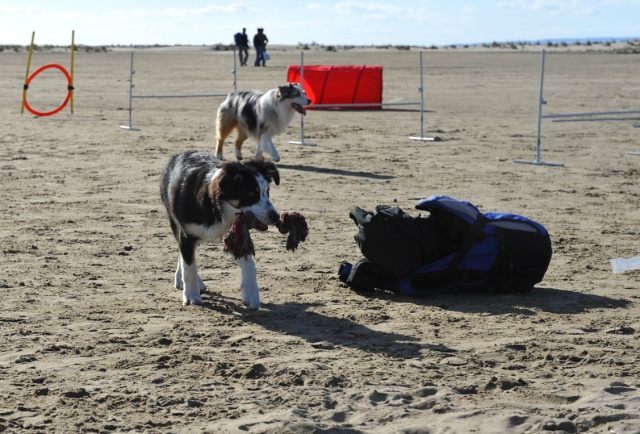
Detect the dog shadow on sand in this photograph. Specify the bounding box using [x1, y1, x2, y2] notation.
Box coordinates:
[201, 298, 451, 359]
[277, 163, 395, 180]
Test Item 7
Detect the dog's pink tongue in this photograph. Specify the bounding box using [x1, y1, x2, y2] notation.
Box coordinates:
[292, 102, 306, 115]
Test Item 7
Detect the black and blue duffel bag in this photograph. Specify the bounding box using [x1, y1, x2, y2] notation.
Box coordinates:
[339, 195, 552, 296]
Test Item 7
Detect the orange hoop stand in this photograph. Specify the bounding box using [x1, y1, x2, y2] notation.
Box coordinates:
[23, 63, 73, 117]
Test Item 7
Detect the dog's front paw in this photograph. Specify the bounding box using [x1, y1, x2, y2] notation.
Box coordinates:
[183, 283, 203, 305]
[234, 149, 244, 161]
[174, 276, 183, 290]
[270, 145, 281, 162]
[241, 284, 260, 310]
[242, 296, 260, 310]
[183, 291, 203, 306]
[215, 152, 225, 161]
[259, 149, 280, 162]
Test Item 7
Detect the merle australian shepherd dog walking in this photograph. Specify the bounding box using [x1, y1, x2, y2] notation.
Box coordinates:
[160, 151, 280, 309]
[215, 83, 311, 162]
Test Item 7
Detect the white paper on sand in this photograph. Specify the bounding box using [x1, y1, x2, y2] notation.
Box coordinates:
[610, 255, 640, 273]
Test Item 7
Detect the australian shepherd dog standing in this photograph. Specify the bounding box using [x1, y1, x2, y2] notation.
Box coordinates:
[215, 83, 311, 162]
[160, 151, 280, 310]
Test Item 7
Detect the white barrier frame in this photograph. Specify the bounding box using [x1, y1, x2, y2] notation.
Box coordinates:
[513, 50, 564, 166]
[288, 51, 316, 146]
[409, 51, 434, 141]
[515, 49, 640, 165]
[288, 50, 434, 145]
[120, 50, 237, 131]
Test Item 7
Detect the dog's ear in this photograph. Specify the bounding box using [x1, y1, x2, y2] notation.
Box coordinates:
[277, 85, 287, 100]
[211, 162, 240, 200]
[262, 160, 280, 186]
[244, 158, 280, 186]
[278, 83, 297, 100]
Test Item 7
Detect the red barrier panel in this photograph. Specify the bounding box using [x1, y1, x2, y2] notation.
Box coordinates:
[287, 65, 383, 110]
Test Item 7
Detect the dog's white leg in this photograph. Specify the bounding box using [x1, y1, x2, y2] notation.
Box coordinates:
[175, 255, 206, 293]
[181, 256, 203, 306]
[234, 131, 248, 161]
[174, 256, 183, 290]
[215, 139, 226, 161]
[258, 134, 280, 162]
[234, 148, 243, 161]
[254, 136, 264, 160]
[267, 135, 281, 162]
[236, 255, 260, 310]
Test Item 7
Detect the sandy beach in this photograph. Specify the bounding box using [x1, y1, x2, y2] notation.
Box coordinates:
[1, 43, 639, 433]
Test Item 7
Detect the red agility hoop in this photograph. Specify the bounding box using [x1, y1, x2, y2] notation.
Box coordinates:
[23, 63, 73, 117]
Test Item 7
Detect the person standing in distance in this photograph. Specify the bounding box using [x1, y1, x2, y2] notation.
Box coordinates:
[253, 28, 268, 67]
[234, 28, 250, 66]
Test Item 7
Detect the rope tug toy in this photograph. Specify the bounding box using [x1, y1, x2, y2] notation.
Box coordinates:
[223, 212, 259, 259]
[275, 212, 309, 252]
[223, 211, 308, 259]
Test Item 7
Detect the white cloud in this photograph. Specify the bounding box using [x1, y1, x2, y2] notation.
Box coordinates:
[113, 4, 263, 18]
[497, 0, 598, 15]
[335, 1, 404, 13]
[0, 5, 44, 15]
[2, 6, 95, 24]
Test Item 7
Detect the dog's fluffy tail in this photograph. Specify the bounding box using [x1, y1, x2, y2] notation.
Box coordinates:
[215, 99, 233, 159]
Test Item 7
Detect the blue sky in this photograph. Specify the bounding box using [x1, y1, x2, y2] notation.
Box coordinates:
[1, 1, 638, 46]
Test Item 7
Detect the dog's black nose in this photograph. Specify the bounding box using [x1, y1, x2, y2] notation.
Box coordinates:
[269, 210, 280, 225]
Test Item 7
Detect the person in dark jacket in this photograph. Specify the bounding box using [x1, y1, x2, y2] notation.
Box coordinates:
[234, 28, 249, 66]
[253, 28, 268, 67]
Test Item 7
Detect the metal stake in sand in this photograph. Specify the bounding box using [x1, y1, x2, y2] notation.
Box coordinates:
[232, 47, 237, 91]
[409, 51, 434, 141]
[514, 50, 564, 167]
[632, 122, 639, 154]
[289, 51, 316, 147]
[120, 51, 140, 131]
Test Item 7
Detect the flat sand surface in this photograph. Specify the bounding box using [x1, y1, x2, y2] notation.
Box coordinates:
[1, 45, 639, 433]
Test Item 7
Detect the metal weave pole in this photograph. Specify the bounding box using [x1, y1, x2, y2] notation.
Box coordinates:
[232, 47, 237, 91]
[120, 51, 139, 131]
[634, 123, 640, 154]
[289, 51, 316, 146]
[514, 49, 564, 167]
[120, 50, 237, 131]
[629, 111, 640, 155]
[410, 51, 434, 141]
